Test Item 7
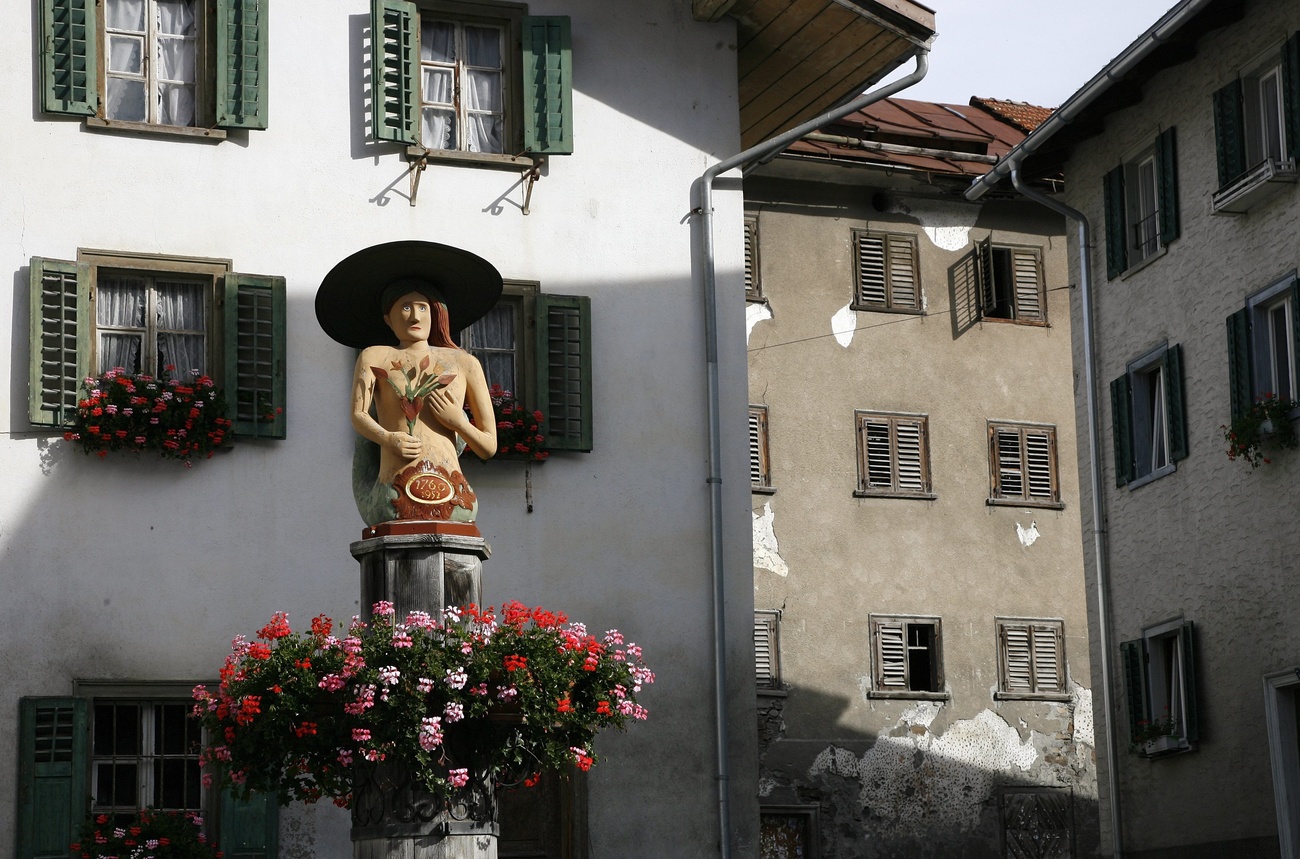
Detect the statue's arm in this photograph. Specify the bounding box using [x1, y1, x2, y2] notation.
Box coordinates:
[352, 351, 420, 459]
[427, 355, 498, 460]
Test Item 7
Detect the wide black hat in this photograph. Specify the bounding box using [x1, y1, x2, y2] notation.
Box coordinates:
[316, 241, 504, 348]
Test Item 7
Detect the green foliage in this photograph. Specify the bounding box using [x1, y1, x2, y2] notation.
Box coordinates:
[1222, 393, 1298, 468]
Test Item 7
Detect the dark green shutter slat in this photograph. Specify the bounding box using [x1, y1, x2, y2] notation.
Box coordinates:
[1155, 127, 1179, 245]
[1292, 284, 1300, 394]
[1213, 80, 1247, 188]
[1102, 166, 1127, 279]
[1226, 308, 1252, 421]
[1283, 32, 1300, 161]
[224, 274, 287, 439]
[1180, 622, 1199, 742]
[1164, 344, 1189, 462]
[28, 257, 90, 428]
[40, 0, 97, 116]
[521, 16, 573, 155]
[1119, 640, 1147, 740]
[18, 697, 88, 859]
[216, 0, 269, 130]
[534, 293, 591, 451]
[1110, 375, 1134, 487]
[219, 788, 279, 859]
[370, 0, 418, 145]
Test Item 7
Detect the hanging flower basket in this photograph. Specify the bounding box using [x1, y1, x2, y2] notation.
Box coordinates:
[1222, 393, 1299, 468]
[63, 367, 234, 466]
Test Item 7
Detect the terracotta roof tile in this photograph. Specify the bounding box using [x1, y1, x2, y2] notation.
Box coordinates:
[968, 97, 1055, 134]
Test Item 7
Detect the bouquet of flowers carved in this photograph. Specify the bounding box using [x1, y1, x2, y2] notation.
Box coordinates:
[192, 601, 653, 809]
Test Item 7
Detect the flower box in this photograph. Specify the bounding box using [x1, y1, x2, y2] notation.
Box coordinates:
[1141, 735, 1186, 756]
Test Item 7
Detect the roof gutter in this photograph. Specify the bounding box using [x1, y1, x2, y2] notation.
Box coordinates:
[690, 48, 928, 858]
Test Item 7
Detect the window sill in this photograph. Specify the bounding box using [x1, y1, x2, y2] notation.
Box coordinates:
[854, 490, 936, 500]
[757, 687, 788, 698]
[84, 117, 227, 142]
[849, 304, 924, 316]
[1138, 736, 1194, 758]
[1124, 461, 1176, 490]
[406, 146, 538, 171]
[868, 690, 950, 701]
[986, 497, 1064, 510]
[752, 485, 777, 496]
[994, 691, 1071, 702]
[1119, 245, 1168, 280]
[1212, 159, 1298, 215]
[978, 315, 1050, 328]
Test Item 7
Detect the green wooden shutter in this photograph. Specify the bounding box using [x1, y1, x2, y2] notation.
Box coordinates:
[521, 16, 573, 155]
[1155, 127, 1180, 245]
[1119, 640, 1148, 740]
[1213, 79, 1247, 188]
[40, 0, 97, 116]
[534, 293, 591, 451]
[1110, 375, 1134, 487]
[18, 697, 88, 859]
[1226, 308, 1252, 421]
[219, 788, 279, 859]
[370, 0, 418, 145]
[216, 0, 269, 130]
[1292, 283, 1300, 394]
[1282, 32, 1300, 162]
[1102, 166, 1127, 279]
[1164, 344, 1189, 462]
[1180, 621, 1198, 742]
[29, 257, 91, 428]
[224, 274, 287, 439]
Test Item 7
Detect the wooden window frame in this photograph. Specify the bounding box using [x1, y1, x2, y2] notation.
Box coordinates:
[869, 614, 946, 699]
[749, 403, 774, 493]
[986, 420, 1063, 509]
[854, 410, 934, 499]
[978, 241, 1048, 326]
[753, 609, 782, 692]
[995, 617, 1068, 700]
[459, 280, 537, 405]
[744, 217, 762, 302]
[851, 229, 921, 314]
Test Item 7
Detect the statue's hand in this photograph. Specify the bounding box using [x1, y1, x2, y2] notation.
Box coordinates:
[426, 387, 469, 432]
[384, 431, 422, 460]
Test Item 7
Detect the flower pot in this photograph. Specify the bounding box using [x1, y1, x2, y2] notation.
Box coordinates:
[1261, 418, 1276, 436]
[1141, 735, 1184, 756]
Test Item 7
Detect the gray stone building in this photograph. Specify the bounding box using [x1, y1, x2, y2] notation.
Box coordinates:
[967, 0, 1300, 855]
[747, 97, 1097, 858]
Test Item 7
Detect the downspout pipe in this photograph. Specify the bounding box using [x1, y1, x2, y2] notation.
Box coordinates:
[690, 49, 928, 858]
[1008, 168, 1123, 858]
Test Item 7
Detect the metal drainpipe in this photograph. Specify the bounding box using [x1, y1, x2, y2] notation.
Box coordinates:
[1009, 168, 1123, 858]
[690, 50, 929, 858]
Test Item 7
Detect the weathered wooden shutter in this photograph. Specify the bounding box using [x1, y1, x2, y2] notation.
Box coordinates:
[1010, 248, 1045, 323]
[748, 405, 770, 488]
[1110, 375, 1134, 486]
[1102, 166, 1127, 279]
[521, 16, 573, 155]
[1118, 639, 1148, 738]
[993, 426, 1024, 498]
[744, 218, 760, 300]
[17, 697, 87, 859]
[1031, 624, 1063, 693]
[216, 0, 269, 129]
[534, 293, 592, 451]
[975, 236, 995, 314]
[1213, 79, 1247, 188]
[1225, 308, 1251, 421]
[753, 613, 779, 689]
[28, 257, 91, 428]
[861, 418, 892, 489]
[224, 274, 287, 439]
[219, 788, 279, 859]
[894, 419, 925, 492]
[1282, 32, 1300, 162]
[1163, 344, 1189, 462]
[951, 247, 981, 333]
[1001, 623, 1033, 694]
[1024, 428, 1056, 502]
[875, 621, 907, 690]
[1155, 127, 1180, 245]
[887, 235, 919, 310]
[1180, 621, 1199, 742]
[855, 233, 888, 306]
[40, 0, 97, 116]
[370, 0, 418, 145]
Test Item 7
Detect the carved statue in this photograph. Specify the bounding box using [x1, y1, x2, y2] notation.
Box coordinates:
[316, 242, 503, 526]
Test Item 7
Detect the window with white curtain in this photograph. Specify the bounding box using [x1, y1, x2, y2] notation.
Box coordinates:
[97, 273, 208, 376]
[103, 0, 200, 127]
[418, 16, 506, 154]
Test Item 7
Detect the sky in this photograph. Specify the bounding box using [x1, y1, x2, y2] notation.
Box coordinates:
[886, 0, 1181, 109]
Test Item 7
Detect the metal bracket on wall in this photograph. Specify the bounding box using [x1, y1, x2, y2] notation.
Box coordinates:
[522, 158, 545, 216]
[409, 153, 429, 207]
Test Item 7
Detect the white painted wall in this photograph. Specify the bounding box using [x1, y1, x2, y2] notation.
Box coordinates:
[0, 2, 757, 855]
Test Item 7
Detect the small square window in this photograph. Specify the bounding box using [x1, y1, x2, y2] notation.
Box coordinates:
[953, 240, 1049, 325]
[753, 610, 781, 691]
[1111, 343, 1187, 488]
[92, 699, 204, 821]
[996, 618, 1067, 699]
[854, 411, 933, 499]
[987, 421, 1062, 508]
[852, 230, 920, 313]
[748, 404, 774, 493]
[1121, 619, 1199, 756]
[870, 615, 944, 698]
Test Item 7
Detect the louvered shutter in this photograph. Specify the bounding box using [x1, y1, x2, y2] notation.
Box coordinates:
[535, 294, 592, 451]
[854, 233, 888, 307]
[875, 621, 907, 690]
[1155, 127, 1180, 245]
[1024, 429, 1056, 502]
[219, 788, 279, 858]
[1103, 166, 1127, 279]
[40, 0, 97, 116]
[1163, 344, 1189, 461]
[216, 0, 269, 129]
[224, 274, 286, 439]
[1292, 284, 1300, 397]
[1119, 639, 1148, 738]
[748, 405, 770, 488]
[952, 247, 981, 332]
[1031, 624, 1063, 693]
[1002, 624, 1033, 694]
[862, 418, 892, 489]
[894, 419, 924, 492]
[1284, 32, 1300, 162]
[28, 257, 90, 428]
[887, 236, 919, 310]
[521, 16, 573, 155]
[994, 426, 1024, 498]
[744, 219, 760, 300]
[1110, 375, 1134, 486]
[1010, 248, 1045, 323]
[1213, 79, 1247, 188]
[753, 613, 779, 689]
[17, 697, 87, 859]
[1226, 308, 1252, 422]
[1180, 622, 1199, 742]
[975, 237, 995, 314]
[370, 0, 418, 145]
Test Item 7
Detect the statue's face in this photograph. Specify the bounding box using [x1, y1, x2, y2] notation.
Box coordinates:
[383, 291, 434, 343]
